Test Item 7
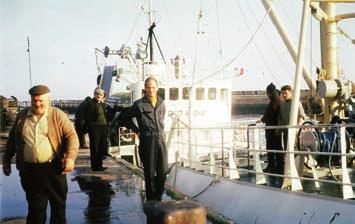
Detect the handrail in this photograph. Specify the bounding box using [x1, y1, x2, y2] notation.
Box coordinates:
[168, 121, 355, 199]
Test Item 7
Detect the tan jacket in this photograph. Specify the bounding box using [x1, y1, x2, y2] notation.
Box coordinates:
[3, 107, 79, 172]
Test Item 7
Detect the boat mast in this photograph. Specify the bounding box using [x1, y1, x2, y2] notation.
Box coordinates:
[144, 0, 166, 67]
[27, 36, 33, 88]
[148, 0, 154, 62]
[187, 8, 204, 168]
[311, 0, 355, 123]
[320, 2, 340, 122]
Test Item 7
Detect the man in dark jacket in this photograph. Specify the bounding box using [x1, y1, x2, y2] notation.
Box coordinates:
[123, 76, 168, 201]
[84, 88, 115, 171]
[258, 83, 284, 173]
[74, 96, 91, 149]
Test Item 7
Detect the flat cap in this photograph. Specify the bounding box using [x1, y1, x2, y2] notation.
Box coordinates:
[94, 87, 105, 94]
[29, 85, 50, 96]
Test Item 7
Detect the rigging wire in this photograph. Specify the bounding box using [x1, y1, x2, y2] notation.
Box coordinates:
[237, 1, 280, 85]
[310, 14, 315, 96]
[336, 24, 354, 80]
[215, 0, 223, 61]
[279, 0, 298, 37]
[279, 0, 319, 68]
[236, 1, 282, 85]
[192, 1, 204, 83]
[124, 10, 142, 45]
[193, 0, 274, 85]
[244, 0, 293, 81]
[337, 25, 354, 44]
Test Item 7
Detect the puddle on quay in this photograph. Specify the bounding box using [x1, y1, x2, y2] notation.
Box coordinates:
[1, 164, 213, 223]
[1, 164, 148, 223]
[0, 164, 27, 221]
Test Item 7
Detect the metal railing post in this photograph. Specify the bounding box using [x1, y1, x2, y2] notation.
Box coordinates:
[228, 147, 240, 179]
[221, 129, 225, 177]
[282, 127, 302, 191]
[247, 124, 253, 169]
[175, 118, 181, 163]
[253, 124, 266, 184]
[340, 126, 354, 199]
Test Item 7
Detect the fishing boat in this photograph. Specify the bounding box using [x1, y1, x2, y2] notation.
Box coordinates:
[94, 0, 234, 167]
[94, 1, 355, 223]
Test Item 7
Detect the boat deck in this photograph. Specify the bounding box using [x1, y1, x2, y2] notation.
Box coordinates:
[192, 156, 355, 198]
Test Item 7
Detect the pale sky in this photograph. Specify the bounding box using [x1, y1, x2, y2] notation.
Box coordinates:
[1, 0, 354, 100]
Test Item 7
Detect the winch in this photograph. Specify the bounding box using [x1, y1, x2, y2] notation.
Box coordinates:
[298, 116, 355, 168]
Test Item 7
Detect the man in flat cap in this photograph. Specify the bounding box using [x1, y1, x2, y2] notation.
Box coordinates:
[83, 87, 116, 171]
[2, 84, 79, 224]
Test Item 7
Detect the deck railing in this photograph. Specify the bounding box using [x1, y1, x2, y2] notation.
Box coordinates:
[168, 120, 355, 199]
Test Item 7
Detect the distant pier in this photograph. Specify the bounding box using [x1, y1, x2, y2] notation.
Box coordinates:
[18, 100, 82, 114]
[9, 89, 311, 116]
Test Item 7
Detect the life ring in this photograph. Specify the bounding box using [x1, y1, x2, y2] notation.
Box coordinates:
[119, 127, 135, 142]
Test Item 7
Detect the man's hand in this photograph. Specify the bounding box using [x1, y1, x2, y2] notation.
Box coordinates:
[62, 158, 75, 174]
[2, 163, 11, 176]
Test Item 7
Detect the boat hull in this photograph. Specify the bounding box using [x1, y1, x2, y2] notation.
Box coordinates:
[166, 164, 355, 224]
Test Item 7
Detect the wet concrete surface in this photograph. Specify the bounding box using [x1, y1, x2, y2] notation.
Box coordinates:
[0, 147, 150, 223]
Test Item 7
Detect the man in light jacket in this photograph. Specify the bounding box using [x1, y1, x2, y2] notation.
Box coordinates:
[2, 85, 79, 224]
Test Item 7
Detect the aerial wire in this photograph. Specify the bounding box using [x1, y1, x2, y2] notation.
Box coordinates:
[27, 36, 33, 88]
[124, 10, 142, 45]
[244, 0, 293, 81]
[310, 14, 315, 96]
[193, 0, 274, 85]
[192, 3, 203, 83]
[236, 0, 282, 85]
[187, 0, 204, 169]
[215, 0, 224, 79]
[279, 0, 319, 68]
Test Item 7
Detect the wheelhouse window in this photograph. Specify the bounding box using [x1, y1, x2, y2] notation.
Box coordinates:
[208, 88, 217, 100]
[158, 88, 165, 100]
[183, 87, 190, 100]
[169, 88, 179, 100]
[220, 88, 228, 102]
[196, 87, 205, 100]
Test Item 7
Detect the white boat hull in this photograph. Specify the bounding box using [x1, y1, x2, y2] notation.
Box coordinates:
[166, 164, 355, 224]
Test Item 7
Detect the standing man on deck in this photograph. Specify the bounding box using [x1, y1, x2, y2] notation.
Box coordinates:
[84, 87, 116, 171]
[122, 76, 168, 201]
[258, 83, 283, 173]
[2, 85, 79, 224]
[74, 96, 91, 149]
[277, 85, 306, 172]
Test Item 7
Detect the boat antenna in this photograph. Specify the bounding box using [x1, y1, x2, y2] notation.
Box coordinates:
[144, 22, 166, 64]
[148, 0, 154, 62]
[215, 0, 224, 62]
[141, 0, 165, 64]
[27, 36, 33, 88]
[187, 6, 204, 168]
[148, 0, 153, 29]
